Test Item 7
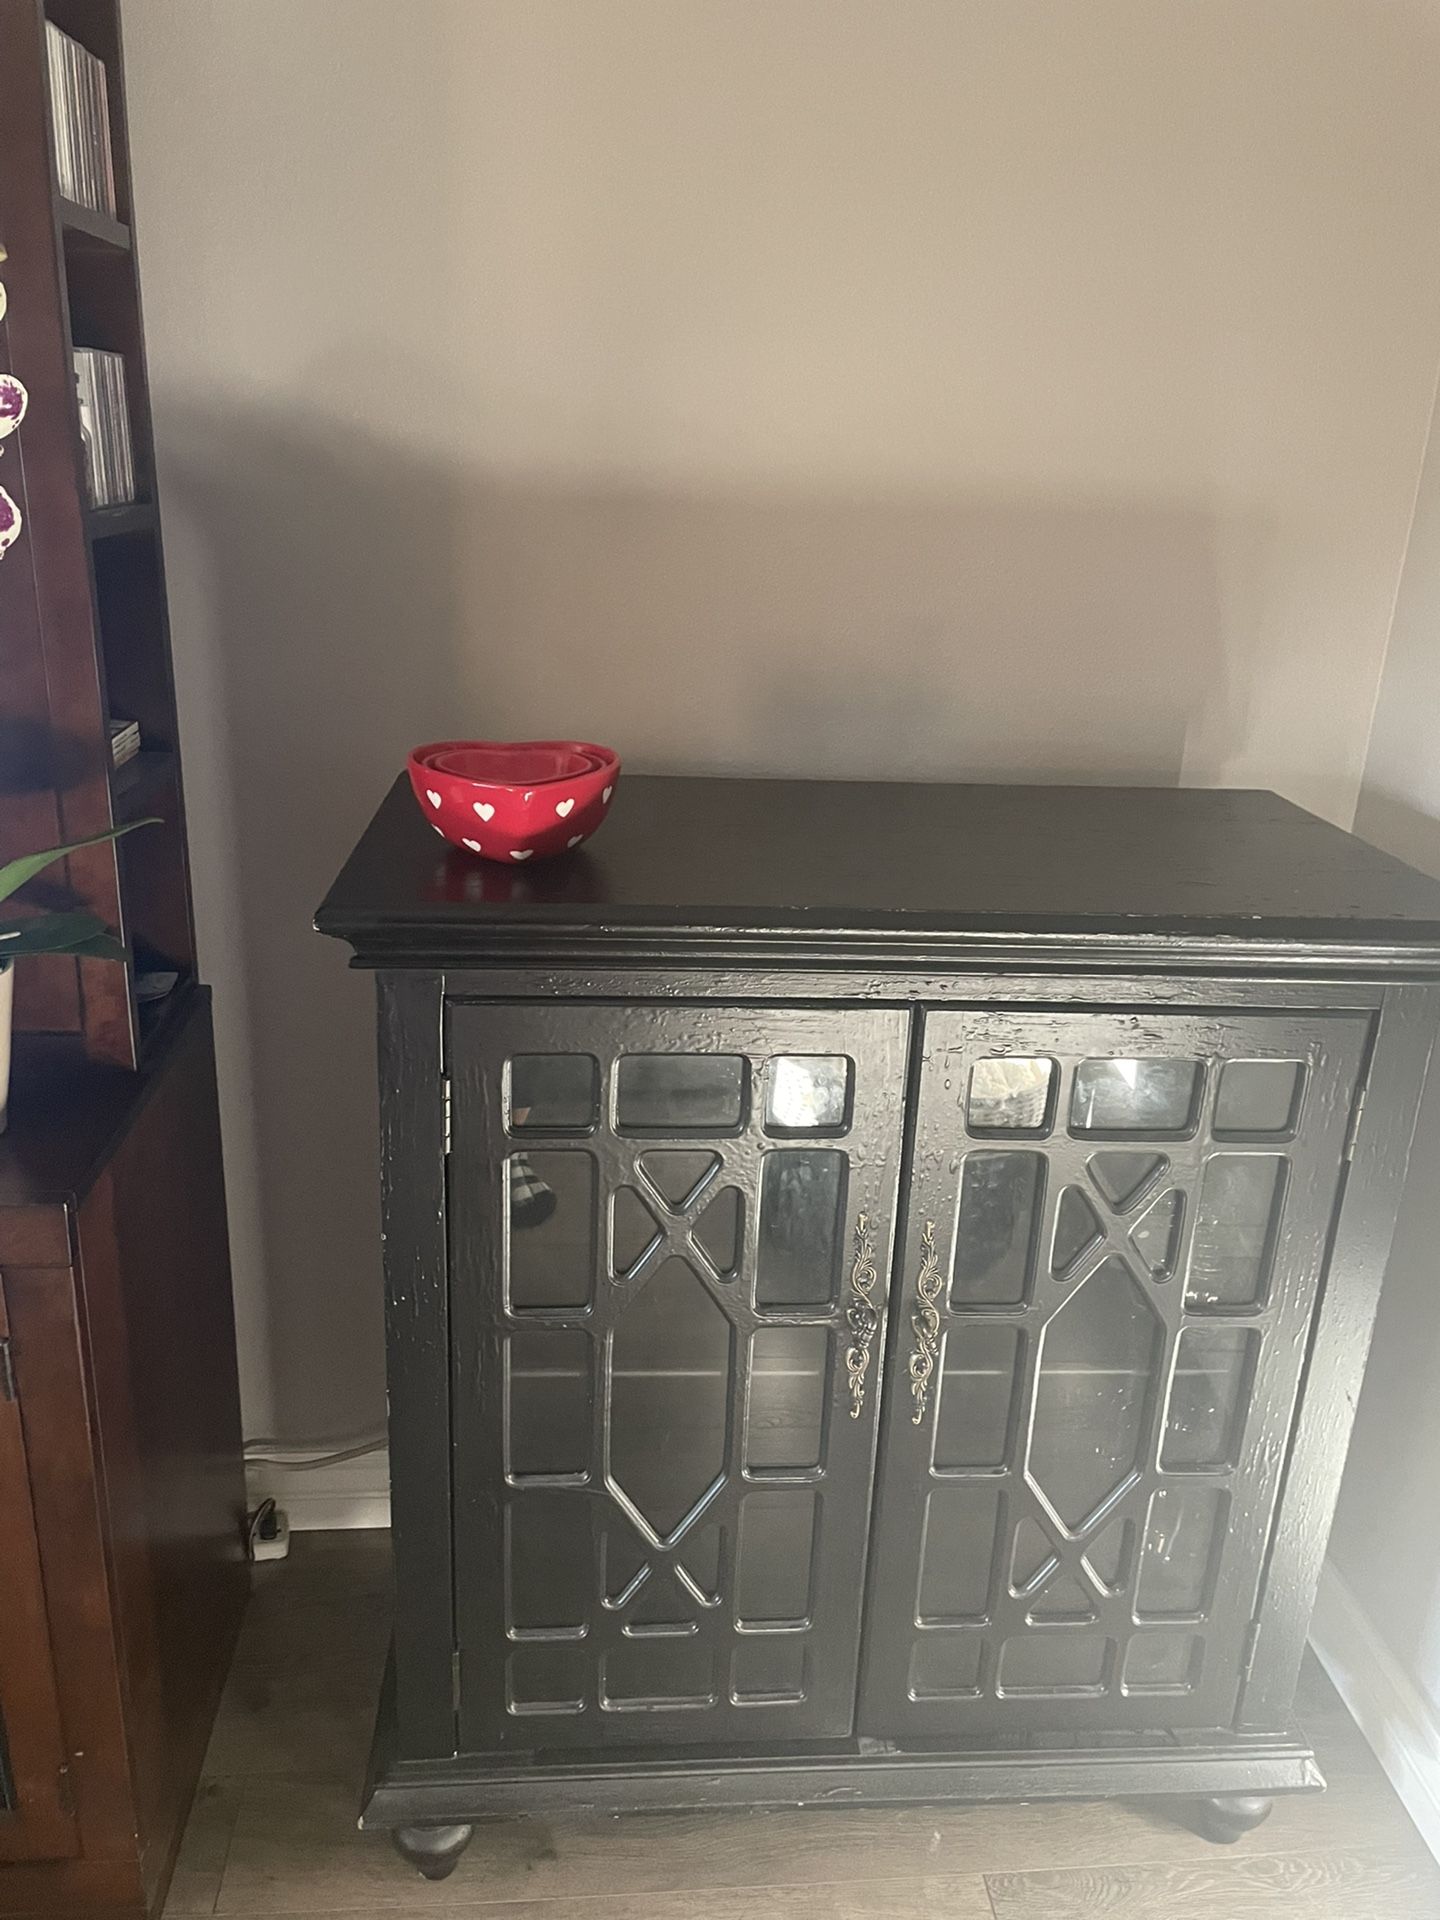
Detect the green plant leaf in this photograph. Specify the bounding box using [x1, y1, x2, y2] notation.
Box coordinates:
[0, 817, 161, 906]
[0, 909, 115, 956]
[63, 931, 129, 962]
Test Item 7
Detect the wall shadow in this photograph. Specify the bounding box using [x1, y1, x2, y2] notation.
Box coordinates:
[162, 396, 1238, 1446]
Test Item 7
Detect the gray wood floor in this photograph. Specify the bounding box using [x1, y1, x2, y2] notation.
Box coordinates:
[165, 1532, 1440, 1919]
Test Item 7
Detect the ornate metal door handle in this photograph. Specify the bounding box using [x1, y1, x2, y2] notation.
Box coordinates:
[843, 1212, 881, 1418]
[907, 1220, 944, 1425]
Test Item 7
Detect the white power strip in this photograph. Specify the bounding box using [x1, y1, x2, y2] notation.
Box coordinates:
[248, 1503, 291, 1561]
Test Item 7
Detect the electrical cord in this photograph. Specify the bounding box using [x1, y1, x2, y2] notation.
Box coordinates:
[243, 1433, 387, 1470]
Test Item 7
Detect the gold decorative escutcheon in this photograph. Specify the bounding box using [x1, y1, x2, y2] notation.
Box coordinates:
[843, 1212, 880, 1418]
[908, 1220, 944, 1425]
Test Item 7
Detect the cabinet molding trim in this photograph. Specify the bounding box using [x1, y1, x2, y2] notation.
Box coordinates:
[362, 1722, 1322, 1826]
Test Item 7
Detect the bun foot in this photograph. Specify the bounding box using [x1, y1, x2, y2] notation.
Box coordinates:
[1190, 1793, 1275, 1844]
[393, 1823, 474, 1880]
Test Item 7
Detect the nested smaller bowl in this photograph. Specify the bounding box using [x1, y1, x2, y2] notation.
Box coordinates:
[407, 739, 619, 863]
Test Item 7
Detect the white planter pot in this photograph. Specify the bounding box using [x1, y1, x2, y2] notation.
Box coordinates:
[0, 961, 11, 1134]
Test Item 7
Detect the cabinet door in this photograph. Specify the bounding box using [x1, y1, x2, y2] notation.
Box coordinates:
[448, 1001, 909, 1749]
[0, 1278, 76, 1863]
[861, 1007, 1366, 1740]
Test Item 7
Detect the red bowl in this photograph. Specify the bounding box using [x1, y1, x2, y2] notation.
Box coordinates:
[407, 740, 620, 863]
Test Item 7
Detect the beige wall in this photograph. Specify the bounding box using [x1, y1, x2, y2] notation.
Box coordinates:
[121, 0, 1440, 1446]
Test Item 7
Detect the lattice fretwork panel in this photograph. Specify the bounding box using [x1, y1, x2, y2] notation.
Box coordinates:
[861, 1007, 1366, 1742]
[447, 1002, 909, 1751]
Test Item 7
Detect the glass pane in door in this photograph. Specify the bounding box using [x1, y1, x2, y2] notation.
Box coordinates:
[507, 1151, 595, 1309]
[1162, 1329, 1258, 1469]
[1028, 1256, 1161, 1529]
[616, 1055, 746, 1131]
[1070, 1059, 1201, 1133]
[755, 1151, 846, 1307]
[1214, 1061, 1304, 1136]
[610, 1258, 731, 1535]
[764, 1057, 852, 1134]
[951, 1152, 1043, 1306]
[1186, 1157, 1286, 1309]
[932, 1324, 1021, 1469]
[505, 1327, 590, 1478]
[736, 1489, 817, 1624]
[1136, 1486, 1228, 1616]
[509, 1055, 599, 1131]
[968, 1059, 1055, 1131]
[745, 1326, 828, 1470]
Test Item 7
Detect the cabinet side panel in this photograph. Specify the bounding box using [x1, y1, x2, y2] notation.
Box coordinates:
[377, 971, 454, 1758]
[81, 991, 247, 1905]
[0, 1277, 75, 1863]
[1241, 982, 1440, 1727]
[2, 1264, 142, 1914]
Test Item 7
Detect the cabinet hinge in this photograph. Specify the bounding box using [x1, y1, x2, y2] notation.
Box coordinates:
[442, 1077, 452, 1155]
[451, 1647, 463, 1712]
[1239, 1617, 1263, 1689]
[56, 1761, 74, 1814]
[0, 1337, 16, 1403]
[1343, 1085, 1368, 1162]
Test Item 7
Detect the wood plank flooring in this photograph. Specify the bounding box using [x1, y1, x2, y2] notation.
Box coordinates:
[164, 1532, 1440, 1919]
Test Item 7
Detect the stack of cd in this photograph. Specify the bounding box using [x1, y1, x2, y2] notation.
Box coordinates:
[74, 349, 136, 507]
[108, 718, 140, 769]
[45, 22, 118, 217]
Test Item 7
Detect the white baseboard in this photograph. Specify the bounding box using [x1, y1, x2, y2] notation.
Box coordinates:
[245, 1448, 391, 1531]
[1310, 1559, 1440, 1865]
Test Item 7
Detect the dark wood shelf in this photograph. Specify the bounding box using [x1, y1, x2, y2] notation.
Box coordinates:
[110, 746, 175, 822]
[0, 984, 195, 1218]
[57, 193, 130, 251]
[135, 966, 194, 1056]
[86, 498, 155, 540]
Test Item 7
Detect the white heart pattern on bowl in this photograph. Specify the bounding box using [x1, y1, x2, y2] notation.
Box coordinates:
[567, 835, 583, 848]
[510, 849, 533, 861]
[426, 789, 442, 808]
[555, 797, 575, 818]
[603, 786, 613, 802]
[473, 802, 495, 821]
[462, 838, 482, 853]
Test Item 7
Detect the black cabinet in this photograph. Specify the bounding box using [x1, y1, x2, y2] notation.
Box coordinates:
[317, 776, 1440, 1881]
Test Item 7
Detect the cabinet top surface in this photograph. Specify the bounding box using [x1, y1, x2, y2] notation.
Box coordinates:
[315, 774, 1440, 972]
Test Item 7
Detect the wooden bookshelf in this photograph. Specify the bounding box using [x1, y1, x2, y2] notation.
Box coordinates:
[0, 0, 194, 1067]
[0, 21, 243, 1919]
